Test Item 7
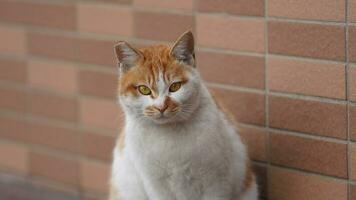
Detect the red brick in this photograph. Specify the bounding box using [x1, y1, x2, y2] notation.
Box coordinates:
[28, 33, 116, 67]
[28, 93, 78, 122]
[0, 1, 76, 30]
[197, 15, 265, 53]
[80, 160, 110, 193]
[269, 167, 347, 200]
[134, 0, 193, 11]
[350, 0, 356, 23]
[0, 142, 28, 174]
[211, 88, 265, 125]
[0, 88, 26, 112]
[269, 96, 347, 139]
[0, 116, 27, 142]
[352, 144, 356, 180]
[79, 70, 117, 99]
[351, 66, 356, 102]
[135, 11, 194, 41]
[26, 122, 81, 154]
[270, 132, 347, 178]
[239, 127, 267, 161]
[78, 3, 133, 36]
[80, 98, 122, 130]
[82, 132, 116, 161]
[350, 26, 356, 62]
[28, 60, 78, 93]
[30, 152, 80, 186]
[197, 0, 264, 16]
[268, 0, 345, 22]
[0, 58, 27, 83]
[197, 51, 265, 89]
[0, 26, 26, 55]
[269, 21, 345, 61]
[268, 57, 346, 99]
[351, 105, 356, 141]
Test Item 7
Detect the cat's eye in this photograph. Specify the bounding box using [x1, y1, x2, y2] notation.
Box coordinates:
[169, 82, 182, 93]
[138, 85, 151, 95]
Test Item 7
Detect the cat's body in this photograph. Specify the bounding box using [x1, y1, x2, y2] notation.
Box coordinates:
[109, 31, 258, 200]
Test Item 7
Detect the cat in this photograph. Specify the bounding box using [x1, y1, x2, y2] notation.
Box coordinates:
[109, 31, 258, 200]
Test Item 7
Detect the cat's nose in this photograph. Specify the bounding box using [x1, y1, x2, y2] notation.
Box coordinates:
[153, 103, 168, 113]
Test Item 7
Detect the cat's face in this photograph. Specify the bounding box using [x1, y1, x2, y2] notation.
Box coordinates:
[115, 31, 201, 124]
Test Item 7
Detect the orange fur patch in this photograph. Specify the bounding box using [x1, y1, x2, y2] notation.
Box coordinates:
[241, 160, 255, 193]
[118, 129, 125, 151]
[119, 45, 188, 97]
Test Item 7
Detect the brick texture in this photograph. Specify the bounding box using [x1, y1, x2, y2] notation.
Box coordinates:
[268, 57, 346, 99]
[196, 0, 264, 16]
[0, 1, 354, 199]
[269, 21, 345, 60]
[269, 96, 347, 139]
[270, 132, 347, 178]
[197, 51, 265, 89]
[197, 15, 265, 52]
[268, 0, 345, 22]
[269, 167, 347, 200]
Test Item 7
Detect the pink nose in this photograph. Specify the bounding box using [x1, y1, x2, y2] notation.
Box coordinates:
[153, 104, 168, 113]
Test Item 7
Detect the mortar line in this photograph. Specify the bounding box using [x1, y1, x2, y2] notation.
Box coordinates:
[346, 0, 352, 199]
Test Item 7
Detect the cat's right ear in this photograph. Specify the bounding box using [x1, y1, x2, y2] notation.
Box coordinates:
[114, 41, 142, 73]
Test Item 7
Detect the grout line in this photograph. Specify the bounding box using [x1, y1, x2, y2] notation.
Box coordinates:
[239, 122, 348, 144]
[264, 0, 271, 199]
[268, 16, 346, 26]
[269, 91, 348, 105]
[206, 82, 265, 94]
[346, 0, 352, 199]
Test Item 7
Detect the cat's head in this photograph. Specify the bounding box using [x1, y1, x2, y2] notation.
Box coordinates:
[115, 31, 202, 124]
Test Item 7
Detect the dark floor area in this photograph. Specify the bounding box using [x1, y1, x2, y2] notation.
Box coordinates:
[0, 173, 81, 200]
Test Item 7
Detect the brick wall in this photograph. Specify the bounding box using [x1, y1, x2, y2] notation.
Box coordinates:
[0, 0, 355, 199]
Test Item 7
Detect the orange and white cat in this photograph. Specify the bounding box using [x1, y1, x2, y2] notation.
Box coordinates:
[109, 31, 257, 200]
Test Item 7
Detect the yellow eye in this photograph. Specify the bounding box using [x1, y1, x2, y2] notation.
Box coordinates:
[138, 85, 151, 95]
[169, 82, 182, 93]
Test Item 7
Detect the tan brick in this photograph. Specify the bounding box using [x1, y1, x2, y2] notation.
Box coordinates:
[196, 51, 265, 89]
[80, 98, 122, 130]
[0, 116, 27, 142]
[197, 15, 265, 53]
[350, 0, 356, 23]
[351, 66, 356, 102]
[0, 58, 27, 83]
[270, 132, 347, 178]
[0, 88, 26, 112]
[28, 93, 78, 122]
[352, 144, 356, 180]
[350, 26, 356, 62]
[79, 70, 117, 99]
[239, 127, 267, 161]
[269, 96, 347, 139]
[269, 167, 347, 200]
[28, 60, 78, 93]
[352, 184, 356, 200]
[0, 26, 26, 55]
[26, 122, 81, 154]
[211, 88, 265, 125]
[268, 57, 346, 99]
[80, 160, 110, 193]
[268, 0, 345, 22]
[0, 1, 76, 29]
[30, 152, 80, 186]
[351, 105, 356, 141]
[134, 0, 193, 11]
[82, 132, 116, 161]
[135, 11, 194, 41]
[196, 0, 264, 16]
[28, 33, 115, 67]
[78, 3, 133, 36]
[0, 142, 28, 174]
[269, 21, 345, 61]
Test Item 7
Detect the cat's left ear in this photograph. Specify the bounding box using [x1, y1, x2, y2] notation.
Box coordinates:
[170, 30, 195, 67]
